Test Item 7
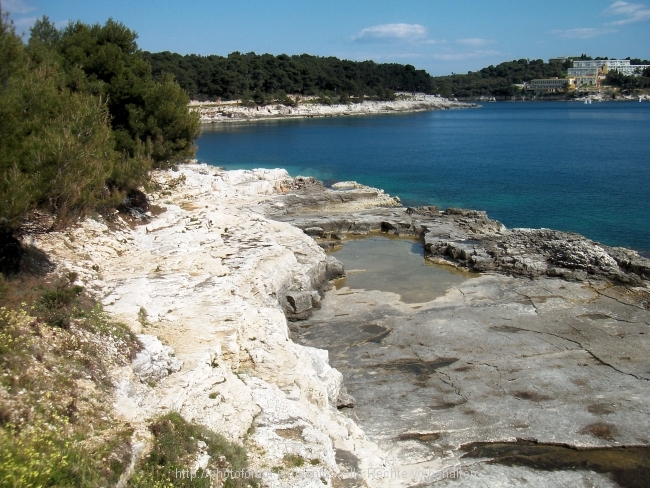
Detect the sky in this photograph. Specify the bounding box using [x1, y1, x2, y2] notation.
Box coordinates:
[4, 0, 650, 75]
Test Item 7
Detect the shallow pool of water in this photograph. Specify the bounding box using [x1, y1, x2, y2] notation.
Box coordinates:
[330, 236, 472, 303]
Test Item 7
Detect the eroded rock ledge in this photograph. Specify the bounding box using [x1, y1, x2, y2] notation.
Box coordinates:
[30, 164, 395, 488]
[27, 164, 650, 487]
[264, 175, 650, 487]
[269, 202, 650, 287]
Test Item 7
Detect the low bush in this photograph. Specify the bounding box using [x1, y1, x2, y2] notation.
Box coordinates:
[130, 412, 255, 487]
[0, 274, 141, 486]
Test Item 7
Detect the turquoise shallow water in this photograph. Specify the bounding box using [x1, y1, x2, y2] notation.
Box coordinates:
[196, 102, 650, 254]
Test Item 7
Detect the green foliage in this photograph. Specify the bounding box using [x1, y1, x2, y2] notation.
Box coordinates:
[0, 12, 199, 237]
[626, 57, 650, 65]
[605, 71, 650, 91]
[55, 19, 199, 167]
[1, 13, 118, 230]
[0, 276, 140, 486]
[0, 414, 74, 487]
[137, 73, 200, 166]
[28, 16, 61, 47]
[143, 50, 431, 101]
[130, 412, 255, 487]
[0, 415, 133, 487]
[283, 453, 305, 467]
[429, 58, 569, 97]
[38, 274, 84, 328]
[138, 306, 148, 326]
[32, 92, 118, 218]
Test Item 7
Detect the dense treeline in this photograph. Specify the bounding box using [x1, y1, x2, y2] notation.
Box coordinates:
[0, 10, 199, 267]
[429, 59, 570, 97]
[143, 52, 575, 100]
[143, 51, 434, 101]
[147, 50, 650, 102]
[606, 68, 650, 91]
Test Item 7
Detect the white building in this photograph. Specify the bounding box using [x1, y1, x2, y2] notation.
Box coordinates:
[568, 59, 650, 76]
[528, 78, 575, 92]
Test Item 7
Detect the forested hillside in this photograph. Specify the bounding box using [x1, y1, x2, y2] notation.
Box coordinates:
[143, 51, 434, 101]
[146, 51, 650, 101]
[435, 57, 650, 97]
[430, 58, 570, 97]
[144, 52, 578, 100]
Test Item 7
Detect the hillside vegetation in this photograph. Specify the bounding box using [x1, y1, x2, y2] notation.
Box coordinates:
[146, 51, 650, 103]
[0, 12, 257, 487]
[144, 50, 435, 102]
[0, 11, 199, 267]
[430, 58, 570, 97]
[143, 52, 574, 100]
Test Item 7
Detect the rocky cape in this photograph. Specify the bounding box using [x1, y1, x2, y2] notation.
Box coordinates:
[29, 164, 650, 487]
[192, 94, 474, 123]
[267, 176, 650, 487]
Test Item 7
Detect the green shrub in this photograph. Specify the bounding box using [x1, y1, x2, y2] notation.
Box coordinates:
[0, 13, 199, 237]
[283, 453, 305, 468]
[0, 300, 135, 487]
[130, 412, 255, 487]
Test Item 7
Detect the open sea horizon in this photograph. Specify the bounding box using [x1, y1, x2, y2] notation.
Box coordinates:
[196, 101, 650, 255]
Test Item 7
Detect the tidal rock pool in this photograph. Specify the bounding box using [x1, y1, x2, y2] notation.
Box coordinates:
[330, 236, 472, 303]
[291, 235, 650, 487]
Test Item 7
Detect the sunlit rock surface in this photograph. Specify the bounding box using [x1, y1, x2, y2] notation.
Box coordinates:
[31, 163, 650, 487]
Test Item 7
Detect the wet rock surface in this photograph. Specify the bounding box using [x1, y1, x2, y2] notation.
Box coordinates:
[268, 185, 650, 486]
[293, 274, 650, 486]
[268, 202, 650, 287]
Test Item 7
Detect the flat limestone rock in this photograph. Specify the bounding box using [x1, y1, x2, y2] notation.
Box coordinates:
[266, 184, 650, 487]
[29, 164, 387, 488]
[28, 163, 650, 487]
[194, 95, 475, 123]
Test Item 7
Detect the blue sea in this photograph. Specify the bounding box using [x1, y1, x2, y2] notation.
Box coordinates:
[196, 102, 650, 255]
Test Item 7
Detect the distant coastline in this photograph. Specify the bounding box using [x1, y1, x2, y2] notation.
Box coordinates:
[192, 94, 476, 123]
[456, 92, 650, 103]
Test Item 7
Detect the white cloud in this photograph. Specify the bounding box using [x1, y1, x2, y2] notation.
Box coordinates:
[431, 50, 502, 62]
[550, 27, 616, 39]
[355, 23, 427, 42]
[603, 1, 650, 25]
[548, 2, 648, 43]
[422, 38, 447, 45]
[12, 16, 36, 30]
[2, 0, 36, 14]
[456, 38, 494, 47]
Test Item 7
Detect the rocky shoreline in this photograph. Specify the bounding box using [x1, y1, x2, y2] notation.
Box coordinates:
[29, 164, 650, 487]
[269, 173, 650, 487]
[31, 164, 392, 488]
[192, 94, 474, 123]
